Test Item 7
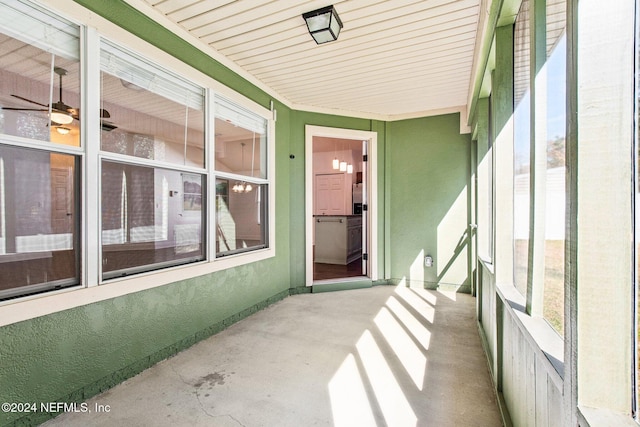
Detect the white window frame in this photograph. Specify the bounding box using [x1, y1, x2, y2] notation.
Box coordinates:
[96, 35, 208, 282]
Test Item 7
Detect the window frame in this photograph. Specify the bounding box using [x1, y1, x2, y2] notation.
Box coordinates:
[0, 0, 84, 301]
[0, 137, 83, 300]
[212, 94, 270, 259]
[0, 0, 276, 319]
[512, 0, 532, 298]
[96, 37, 209, 282]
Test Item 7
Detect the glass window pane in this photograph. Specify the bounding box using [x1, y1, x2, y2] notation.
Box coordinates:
[542, 0, 566, 336]
[215, 98, 267, 179]
[216, 179, 268, 256]
[0, 144, 79, 299]
[0, 1, 80, 147]
[100, 43, 205, 168]
[488, 96, 494, 260]
[101, 161, 205, 279]
[514, 0, 531, 296]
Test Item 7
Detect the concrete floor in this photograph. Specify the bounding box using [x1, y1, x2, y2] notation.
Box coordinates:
[43, 285, 502, 427]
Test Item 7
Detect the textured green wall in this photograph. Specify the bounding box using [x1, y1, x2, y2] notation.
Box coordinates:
[0, 2, 296, 426]
[0, 265, 290, 426]
[0, 2, 472, 426]
[387, 114, 472, 290]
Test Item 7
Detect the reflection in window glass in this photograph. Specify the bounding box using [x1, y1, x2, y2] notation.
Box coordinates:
[514, 0, 531, 296]
[0, 144, 79, 299]
[101, 161, 205, 279]
[214, 97, 269, 257]
[0, 0, 81, 147]
[542, 0, 566, 336]
[216, 179, 268, 256]
[215, 98, 267, 179]
[100, 42, 205, 168]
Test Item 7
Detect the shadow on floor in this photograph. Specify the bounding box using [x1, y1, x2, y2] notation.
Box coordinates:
[43, 285, 502, 427]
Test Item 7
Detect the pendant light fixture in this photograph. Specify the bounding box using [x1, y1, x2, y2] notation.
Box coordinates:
[233, 143, 249, 193]
[332, 140, 339, 169]
[232, 135, 256, 193]
[245, 134, 255, 193]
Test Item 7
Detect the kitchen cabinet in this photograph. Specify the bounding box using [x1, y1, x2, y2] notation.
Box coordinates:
[314, 215, 362, 265]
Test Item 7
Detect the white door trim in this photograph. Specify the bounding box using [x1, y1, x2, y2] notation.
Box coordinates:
[305, 125, 378, 286]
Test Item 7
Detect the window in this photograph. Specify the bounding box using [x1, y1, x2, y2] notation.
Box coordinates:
[0, 0, 81, 147]
[0, 0, 81, 300]
[100, 41, 205, 168]
[487, 95, 495, 261]
[99, 41, 206, 279]
[542, 0, 566, 335]
[0, 0, 274, 302]
[513, 0, 531, 296]
[214, 97, 269, 256]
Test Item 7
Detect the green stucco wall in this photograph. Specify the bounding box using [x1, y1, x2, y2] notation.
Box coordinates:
[1, 267, 289, 426]
[1, 2, 298, 426]
[387, 114, 472, 290]
[0, 2, 473, 426]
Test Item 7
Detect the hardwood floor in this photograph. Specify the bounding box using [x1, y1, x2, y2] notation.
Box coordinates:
[313, 257, 362, 281]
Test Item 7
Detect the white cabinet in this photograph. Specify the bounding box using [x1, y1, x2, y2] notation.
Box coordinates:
[314, 215, 362, 265]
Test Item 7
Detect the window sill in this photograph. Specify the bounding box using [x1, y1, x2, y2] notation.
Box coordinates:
[579, 406, 637, 427]
[495, 281, 565, 382]
[478, 256, 494, 274]
[0, 246, 275, 327]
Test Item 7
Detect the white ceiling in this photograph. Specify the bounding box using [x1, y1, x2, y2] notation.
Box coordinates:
[134, 0, 482, 120]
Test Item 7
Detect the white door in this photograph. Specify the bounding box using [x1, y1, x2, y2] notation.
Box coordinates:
[315, 173, 345, 215]
[361, 140, 368, 275]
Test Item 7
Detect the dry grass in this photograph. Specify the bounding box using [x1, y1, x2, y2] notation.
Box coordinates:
[514, 239, 564, 336]
[543, 240, 564, 336]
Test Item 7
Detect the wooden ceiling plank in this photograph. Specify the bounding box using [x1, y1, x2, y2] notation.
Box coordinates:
[206, 0, 455, 47]
[230, 7, 478, 64]
[238, 15, 478, 72]
[259, 35, 475, 87]
[268, 52, 474, 98]
[291, 66, 473, 103]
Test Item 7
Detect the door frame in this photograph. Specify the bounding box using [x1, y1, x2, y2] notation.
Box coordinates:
[305, 125, 378, 286]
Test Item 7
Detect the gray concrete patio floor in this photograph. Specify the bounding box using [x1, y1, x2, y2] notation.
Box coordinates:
[42, 285, 502, 426]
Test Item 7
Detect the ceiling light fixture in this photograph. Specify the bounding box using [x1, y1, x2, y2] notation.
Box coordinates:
[56, 126, 70, 135]
[50, 111, 73, 125]
[302, 5, 343, 44]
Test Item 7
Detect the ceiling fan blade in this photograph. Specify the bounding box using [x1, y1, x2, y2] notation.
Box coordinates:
[2, 107, 49, 111]
[101, 120, 117, 132]
[10, 94, 49, 108]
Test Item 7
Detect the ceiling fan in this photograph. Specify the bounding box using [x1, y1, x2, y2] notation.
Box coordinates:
[3, 66, 117, 131]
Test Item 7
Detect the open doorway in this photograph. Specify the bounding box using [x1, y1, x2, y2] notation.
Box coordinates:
[305, 126, 377, 286]
[313, 137, 365, 281]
